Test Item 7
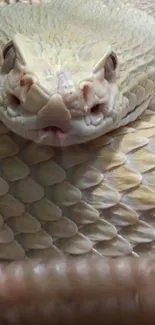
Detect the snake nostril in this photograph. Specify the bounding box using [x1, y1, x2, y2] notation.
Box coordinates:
[7, 94, 21, 108]
[91, 104, 101, 114]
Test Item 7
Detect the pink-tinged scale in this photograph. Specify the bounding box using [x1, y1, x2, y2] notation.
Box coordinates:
[134, 127, 155, 138]
[107, 203, 139, 227]
[122, 184, 155, 211]
[112, 132, 149, 154]
[84, 181, 121, 209]
[80, 219, 117, 241]
[94, 235, 132, 257]
[119, 220, 155, 244]
[105, 165, 142, 192]
[127, 147, 155, 174]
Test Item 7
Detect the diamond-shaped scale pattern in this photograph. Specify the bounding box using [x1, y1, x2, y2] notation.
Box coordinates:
[0, 0, 154, 261]
[0, 111, 154, 261]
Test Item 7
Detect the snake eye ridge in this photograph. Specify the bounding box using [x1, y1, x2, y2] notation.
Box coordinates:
[1, 41, 16, 74]
[2, 41, 14, 59]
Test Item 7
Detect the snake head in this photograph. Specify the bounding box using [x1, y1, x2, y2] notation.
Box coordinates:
[0, 34, 120, 146]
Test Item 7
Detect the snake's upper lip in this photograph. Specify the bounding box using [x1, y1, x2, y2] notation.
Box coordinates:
[35, 119, 69, 133]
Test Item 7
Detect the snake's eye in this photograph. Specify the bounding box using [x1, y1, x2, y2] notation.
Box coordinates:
[104, 51, 118, 81]
[1, 41, 16, 74]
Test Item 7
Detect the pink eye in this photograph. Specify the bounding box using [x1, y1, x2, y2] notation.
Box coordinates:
[20, 79, 25, 86]
[20, 77, 33, 88]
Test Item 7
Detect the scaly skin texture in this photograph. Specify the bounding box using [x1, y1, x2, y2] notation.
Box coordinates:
[2, 0, 155, 15]
[0, 1, 154, 321]
[0, 0, 154, 262]
[122, 0, 155, 19]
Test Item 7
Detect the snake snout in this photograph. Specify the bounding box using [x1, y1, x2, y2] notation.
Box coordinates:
[38, 94, 71, 132]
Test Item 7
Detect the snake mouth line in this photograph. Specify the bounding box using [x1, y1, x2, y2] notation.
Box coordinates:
[42, 126, 65, 133]
[39, 126, 66, 138]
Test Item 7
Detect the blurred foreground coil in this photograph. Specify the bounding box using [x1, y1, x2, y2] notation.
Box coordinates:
[0, 256, 154, 324]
